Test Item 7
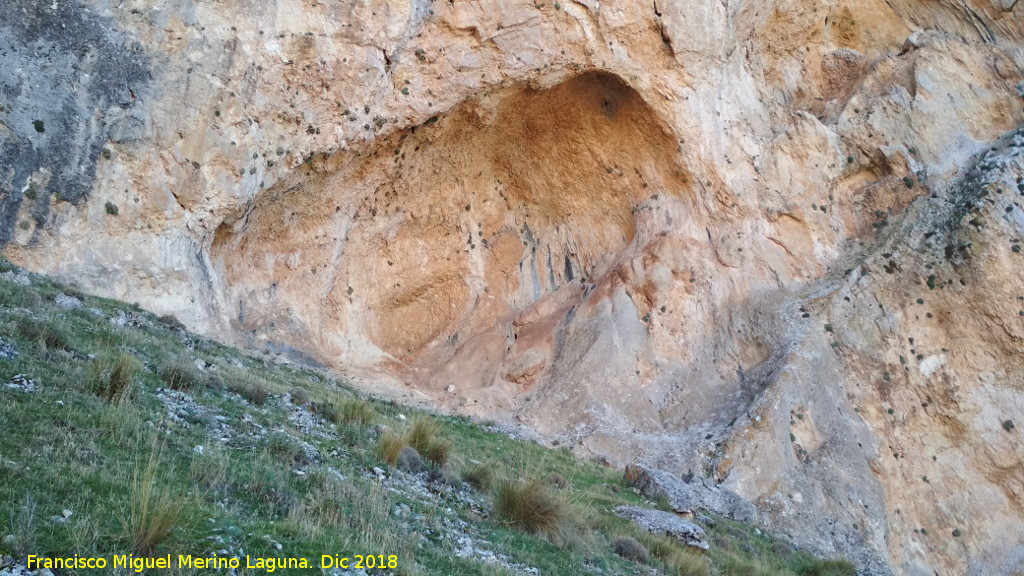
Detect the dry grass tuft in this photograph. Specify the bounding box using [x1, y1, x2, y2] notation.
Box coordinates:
[225, 376, 269, 405]
[406, 417, 439, 454]
[422, 438, 452, 467]
[377, 417, 452, 468]
[16, 317, 68, 350]
[9, 492, 36, 556]
[89, 352, 139, 402]
[716, 554, 780, 576]
[668, 548, 711, 576]
[462, 462, 496, 491]
[159, 354, 204, 391]
[405, 417, 451, 466]
[378, 429, 406, 466]
[494, 478, 569, 544]
[121, 441, 187, 555]
[336, 398, 375, 426]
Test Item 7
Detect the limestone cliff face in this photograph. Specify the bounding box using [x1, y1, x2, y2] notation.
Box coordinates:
[2, 0, 1023, 573]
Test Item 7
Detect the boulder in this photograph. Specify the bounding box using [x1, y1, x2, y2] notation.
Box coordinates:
[624, 463, 756, 523]
[615, 505, 708, 551]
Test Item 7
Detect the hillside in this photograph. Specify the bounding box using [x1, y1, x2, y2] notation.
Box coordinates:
[0, 260, 855, 575]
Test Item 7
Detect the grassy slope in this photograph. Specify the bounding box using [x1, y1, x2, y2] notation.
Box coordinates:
[0, 259, 854, 576]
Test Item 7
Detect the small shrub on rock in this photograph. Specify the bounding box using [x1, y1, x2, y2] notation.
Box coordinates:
[612, 536, 649, 563]
[288, 386, 310, 406]
[155, 314, 186, 331]
[396, 446, 424, 473]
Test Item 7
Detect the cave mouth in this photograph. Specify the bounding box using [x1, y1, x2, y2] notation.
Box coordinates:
[211, 70, 689, 375]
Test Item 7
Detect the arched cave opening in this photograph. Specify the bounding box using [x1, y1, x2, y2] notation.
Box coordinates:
[210, 70, 690, 385]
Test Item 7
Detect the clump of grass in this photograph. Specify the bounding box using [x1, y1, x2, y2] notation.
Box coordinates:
[336, 398, 375, 426]
[16, 317, 68, 350]
[549, 472, 570, 489]
[265, 432, 309, 466]
[643, 534, 710, 576]
[717, 553, 782, 576]
[791, 557, 857, 576]
[189, 446, 231, 500]
[668, 549, 711, 576]
[422, 438, 452, 467]
[612, 536, 648, 563]
[121, 442, 187, 555]
[493, 478, 568, 544]
[240, 454, 299, 518]
[9, 492, 37, 556]
[225, 376, 269, 405]
[89, 352, 139, 402]
[406, 417, 452, 467]
[462, 462, 495, 491]
[406, 417, 439, 453]
[159, 354, 204, 391]
[378, 429, 406, 466]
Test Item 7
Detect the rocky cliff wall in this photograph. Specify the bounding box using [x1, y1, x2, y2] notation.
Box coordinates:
[2, 1, 1024, 574]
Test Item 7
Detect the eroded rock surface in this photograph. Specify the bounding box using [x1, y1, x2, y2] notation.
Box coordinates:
[625, 463, 756, 523]
[615, 506, 709, 551]
[2, 1, 1024, 574]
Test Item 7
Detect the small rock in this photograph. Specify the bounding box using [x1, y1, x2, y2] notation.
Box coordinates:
[5, 375, 37, 393]
[193, 445, 204, 455]
[61, 509, 72, 519]
[54, 293, 83, 309]
[0, 338, 16, 361]
[445, 384, 456, 394]
[397, 413, 406, 421]
[1, 270, 31, 286]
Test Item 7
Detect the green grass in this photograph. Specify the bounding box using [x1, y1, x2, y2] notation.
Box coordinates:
[0, 258, 857, 575]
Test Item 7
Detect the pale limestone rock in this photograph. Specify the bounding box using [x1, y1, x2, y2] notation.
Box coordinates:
[3, 1, 1024, 574]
